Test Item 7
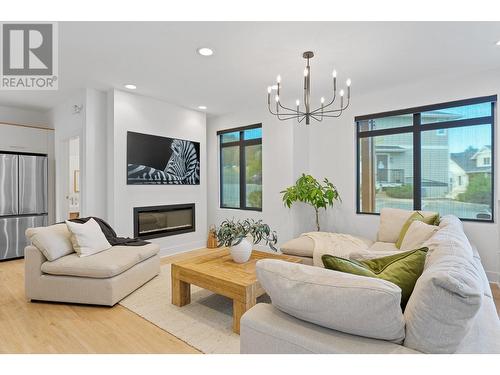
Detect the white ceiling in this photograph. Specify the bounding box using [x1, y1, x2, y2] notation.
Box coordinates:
[1, 22, 500, 116]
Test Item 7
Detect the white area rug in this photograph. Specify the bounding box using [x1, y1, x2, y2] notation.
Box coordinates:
[119, 264, 269, 354]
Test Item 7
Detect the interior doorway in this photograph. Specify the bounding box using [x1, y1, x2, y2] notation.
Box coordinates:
[66, 136, 81, 220]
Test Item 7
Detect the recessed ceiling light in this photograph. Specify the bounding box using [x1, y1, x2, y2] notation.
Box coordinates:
[197, 47, 214, 56]
[124, 84, 137, 90]
[496, 40, 500, 46]
[198, 105, 207, 110]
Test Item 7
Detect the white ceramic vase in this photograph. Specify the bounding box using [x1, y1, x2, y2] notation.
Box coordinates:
[230, 237, 253, 263]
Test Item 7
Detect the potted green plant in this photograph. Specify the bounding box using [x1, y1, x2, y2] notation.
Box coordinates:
[216, 218, 278, 263]
[281, 174, 341, 231]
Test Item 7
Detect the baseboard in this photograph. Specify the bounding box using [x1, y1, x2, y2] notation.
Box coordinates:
[486, 270, 500, 284]
[158, 240, 207, 258]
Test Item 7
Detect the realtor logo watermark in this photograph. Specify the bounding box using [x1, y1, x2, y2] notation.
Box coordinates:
[0, 22, 58, 90]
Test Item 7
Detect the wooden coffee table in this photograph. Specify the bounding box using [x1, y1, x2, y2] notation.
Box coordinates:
[171, 248, 302, 334]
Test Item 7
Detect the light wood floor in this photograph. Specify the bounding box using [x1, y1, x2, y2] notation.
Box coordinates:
[1, 248, 499, 354]
[0, 250, 210, 354]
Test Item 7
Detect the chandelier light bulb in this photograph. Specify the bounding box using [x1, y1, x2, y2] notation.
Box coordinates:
[265, 51, 352, 125]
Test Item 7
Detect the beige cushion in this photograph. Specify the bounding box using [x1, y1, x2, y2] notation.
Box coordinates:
[350, 241, 402, 260]
[423, 215, 473, 261]
[400, 221, 439, 251]
[241, 303, 420, 354]
[404, 215, 483, 353]
[25, 223, 74, 261]
[368, 241, 399, 253]
[41, 243, 160, 278]
[280, 236, 315, 257]
[281, 235, 373, 258]
[256, 259, 406, 342]
[26, 245, 160, 306]
[66, 218, 112, 257]
[378, 208, 437, 243]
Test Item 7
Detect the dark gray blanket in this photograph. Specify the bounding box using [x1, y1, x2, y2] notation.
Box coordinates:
[69, 216, 150, 246]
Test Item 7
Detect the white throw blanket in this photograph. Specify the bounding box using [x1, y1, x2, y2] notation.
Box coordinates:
[302, 232, 372, 267]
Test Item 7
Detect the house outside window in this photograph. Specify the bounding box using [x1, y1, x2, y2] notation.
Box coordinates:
[436, 129, 447, 136]
[357, 96, 495, 222]
[218, 124, 262, 211]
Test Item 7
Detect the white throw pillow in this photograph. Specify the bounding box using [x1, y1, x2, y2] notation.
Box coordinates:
[25, 223, 74, 261]
[400, 220, 439, 251]
[256, 259, 406, 343]
[404, 215, 483, 353]
[65, 218, 112, 257]
[378, 208, 437, 243]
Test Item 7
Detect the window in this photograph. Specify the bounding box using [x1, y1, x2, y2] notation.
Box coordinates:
[357, 96, 496, 222]
[436, 129, 447, 136]
[218, 124, 262, 210]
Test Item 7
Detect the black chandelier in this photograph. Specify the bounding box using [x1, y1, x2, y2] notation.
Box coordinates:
[267, 51, 351, 125]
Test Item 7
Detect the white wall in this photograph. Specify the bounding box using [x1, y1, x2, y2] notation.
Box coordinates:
[207, 68, 500, 282]
[206, 107, 297, 249]
[50, 88, 108, 222]
[307, 68, 500, 282]
[108, 90, 207, 256]
[0, 105, 50, 127]
[83, 89, 108, 220]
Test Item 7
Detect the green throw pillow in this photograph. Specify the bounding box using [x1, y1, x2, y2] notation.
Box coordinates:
[432, 214, 441, 226]
[395, 211, 438, 249]
[322, 247, 428, 310]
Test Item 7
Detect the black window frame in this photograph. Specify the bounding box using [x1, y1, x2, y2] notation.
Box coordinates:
[218, 123, 263, 211]
[355, 95, 496, 223]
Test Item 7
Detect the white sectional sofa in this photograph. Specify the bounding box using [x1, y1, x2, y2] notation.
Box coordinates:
[240, 210, 500, 354]
[25, 223, 160, 306]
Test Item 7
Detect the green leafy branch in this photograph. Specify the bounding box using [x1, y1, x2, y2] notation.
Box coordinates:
[281, 174, 341, 231]
[216, 218, 278, 251]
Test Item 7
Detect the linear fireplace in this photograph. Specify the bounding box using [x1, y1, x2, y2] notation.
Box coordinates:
[133, 203, 195, 240]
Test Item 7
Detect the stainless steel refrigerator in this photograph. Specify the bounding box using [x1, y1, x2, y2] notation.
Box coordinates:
[0, 153, 48, 260]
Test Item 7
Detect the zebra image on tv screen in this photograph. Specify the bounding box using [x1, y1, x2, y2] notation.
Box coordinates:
[127, 131, 200, 185]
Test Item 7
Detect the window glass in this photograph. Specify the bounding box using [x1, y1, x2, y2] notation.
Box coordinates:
[219, 125, 262, 210]
[357, 98, 495, 221]
[245, 144, 262, 209]
[221, 131, 240, 143]
[421, 102, 491, 125]
[221, 146, 240, 208]
[244, 127, 262, 140]
[358, 114, 413, 132]
[359, 132, 413, 213]
[421, 124, 492, 220]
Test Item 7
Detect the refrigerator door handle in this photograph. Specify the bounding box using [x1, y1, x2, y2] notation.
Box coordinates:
[19, 155, 48, 215]
[0, 154, 19, 216]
